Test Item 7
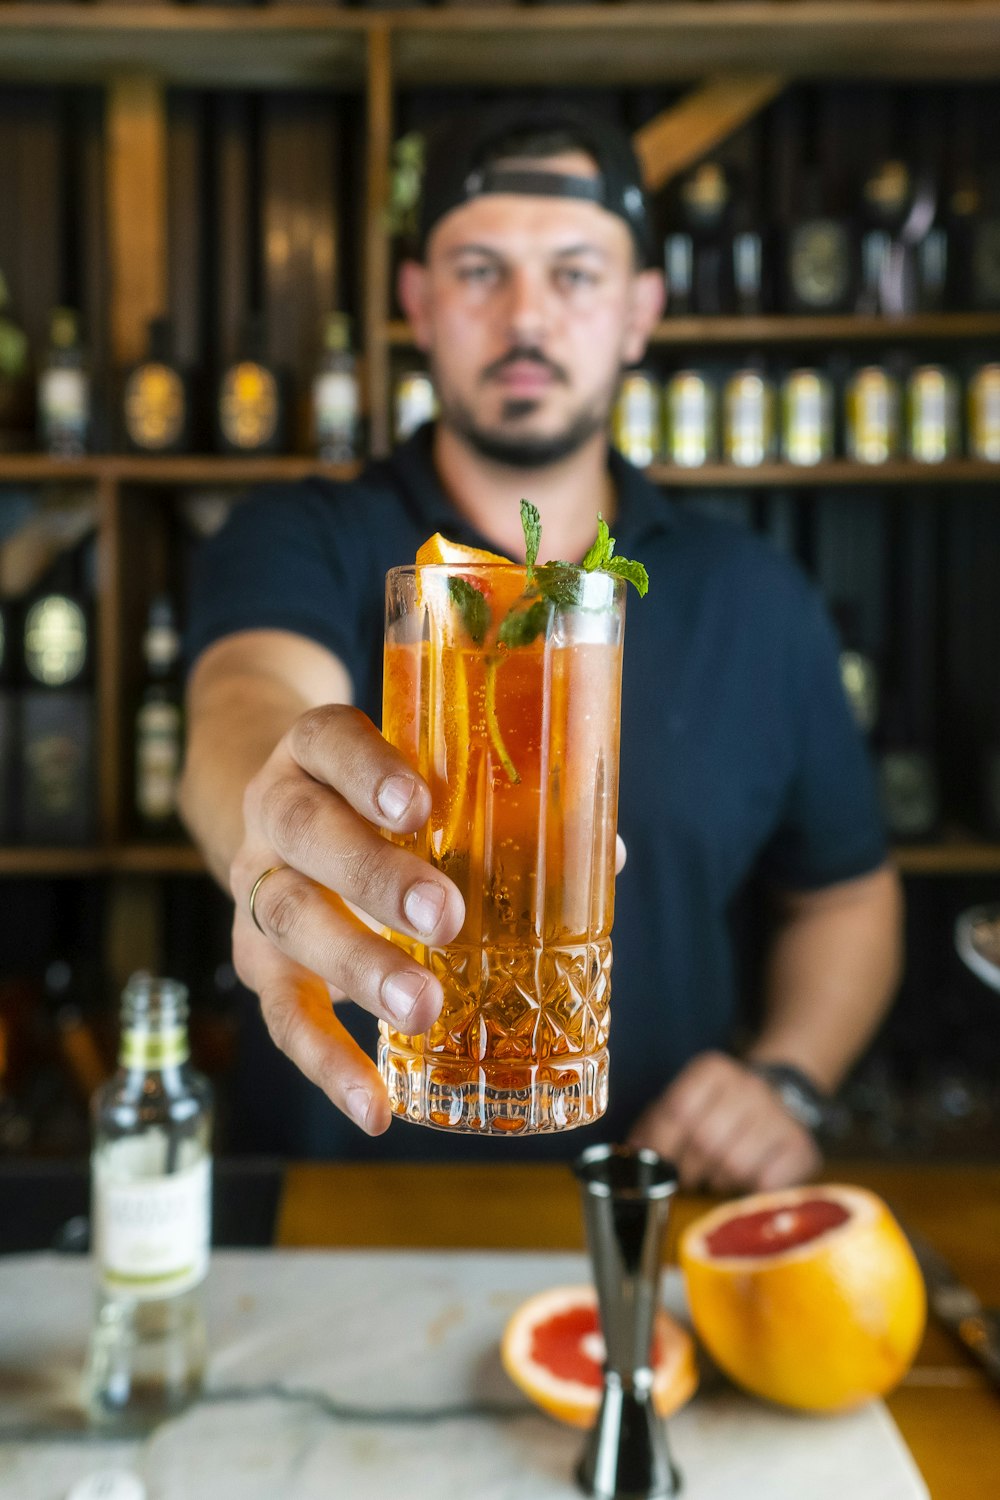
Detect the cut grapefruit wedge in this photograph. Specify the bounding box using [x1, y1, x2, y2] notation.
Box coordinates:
[501, 1284, 699, 1429]
[679, 1184, 926, 1413]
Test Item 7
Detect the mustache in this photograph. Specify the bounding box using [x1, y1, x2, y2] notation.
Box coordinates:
[480, 347, 569, 385]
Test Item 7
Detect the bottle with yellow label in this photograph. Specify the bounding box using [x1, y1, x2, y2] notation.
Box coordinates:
[612, 371, 663, 468]
[968, 362, 1000, 461]
[216, 314, 287, 455]
[906, 363, 961, 464]
[664, 370, 716, 468]
[722, 358, 776, 467]
[780, 367, 835, 466]
[844, 362, 901, 465]
[122, 318, 191, 455]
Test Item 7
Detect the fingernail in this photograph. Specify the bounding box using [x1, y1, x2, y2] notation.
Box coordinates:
[382, 969, 427, 1028]
[345, 1086, 372, 1131]
[377, 774, 416, 822]
[403, 880, 445, 936]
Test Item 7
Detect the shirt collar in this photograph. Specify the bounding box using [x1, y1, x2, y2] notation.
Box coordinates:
[376, 422, 676, 555]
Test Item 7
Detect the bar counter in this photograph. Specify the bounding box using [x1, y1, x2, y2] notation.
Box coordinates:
[275, 1160, 1000, 1500]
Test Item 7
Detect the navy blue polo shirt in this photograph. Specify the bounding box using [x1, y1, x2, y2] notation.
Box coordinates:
[187, 425, 887, 1161]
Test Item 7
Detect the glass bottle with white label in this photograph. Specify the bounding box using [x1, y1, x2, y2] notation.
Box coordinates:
[83, 973, 212, 1431]
[38, 307, 91, 457]
[135, 596, 183, 837]
[313, 312, 360, 462]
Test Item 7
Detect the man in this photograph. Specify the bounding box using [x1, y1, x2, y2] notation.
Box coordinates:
[181, 101, 902, 1190]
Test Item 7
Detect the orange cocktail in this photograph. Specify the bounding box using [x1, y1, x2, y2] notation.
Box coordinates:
[379, 558, 626, 1134]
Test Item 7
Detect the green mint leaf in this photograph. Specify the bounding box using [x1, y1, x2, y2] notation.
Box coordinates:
[498, 595, 553, 649]
[520, 499, 542, 586]
[535, 561, 583, 608]
[447, 576, 490, 644]
[581, 515, 613, 573]
[605, 555, 649, 597]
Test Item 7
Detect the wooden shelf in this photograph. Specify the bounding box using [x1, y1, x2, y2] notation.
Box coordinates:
[646, 460, 1000, 486]
[1, 5, 999, 88]
[391, 5, 1000, 86]
[387, 314, 1000, 349]
[0, 849, 108, 877]
[650, 314, 1000, 347]
[0, 455, 361, 486]
[895, 838, 1000, 876]
[0, 846, 205, 877]
[0, 6, 368, 88]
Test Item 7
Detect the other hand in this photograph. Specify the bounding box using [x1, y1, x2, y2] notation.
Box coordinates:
[627, 1051, 822, 1194]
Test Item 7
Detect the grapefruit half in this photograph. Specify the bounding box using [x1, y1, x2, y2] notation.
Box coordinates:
[679, 1184, 926, 1413]
[501, 1284, 699, 1429]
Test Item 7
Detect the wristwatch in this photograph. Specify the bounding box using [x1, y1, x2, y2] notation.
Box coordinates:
[746, 1061, 830, 1135]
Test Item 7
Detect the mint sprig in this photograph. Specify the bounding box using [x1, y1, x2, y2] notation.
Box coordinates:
[447, 576, 490, 645]
[580, 512, 648, 597]
[520, 499, 541, 587]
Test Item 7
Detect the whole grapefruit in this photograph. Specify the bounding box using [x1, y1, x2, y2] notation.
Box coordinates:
[501, 1284, 698, 1429]
[679, 1184, 926, 1412]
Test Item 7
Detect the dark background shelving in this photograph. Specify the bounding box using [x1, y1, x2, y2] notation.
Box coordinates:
[1, 6, 999, 1161]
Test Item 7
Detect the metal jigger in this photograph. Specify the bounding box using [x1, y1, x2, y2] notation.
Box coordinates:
[573, 1144, 682, 1500]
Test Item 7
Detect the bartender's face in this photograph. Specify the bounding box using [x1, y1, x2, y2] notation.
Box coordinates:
[398, 151, 664, 468]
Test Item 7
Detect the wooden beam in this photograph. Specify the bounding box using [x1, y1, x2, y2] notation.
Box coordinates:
[106, 74, 168, 369]
[634, 74, 785, 193]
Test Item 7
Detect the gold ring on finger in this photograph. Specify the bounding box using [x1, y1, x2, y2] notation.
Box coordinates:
[248, 865, 287, 935]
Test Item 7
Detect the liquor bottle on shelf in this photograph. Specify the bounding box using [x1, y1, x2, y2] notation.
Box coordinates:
[16, 541, 96, 845]
[780, 365, 835, 467]
[877, 696, 940, 843]
[671, 160, 734, 316]
[981, 715, 1000, 839]
[940, 91, 982, 313]
[0, 598, 14, 843]
[38, 307, 91, 458]
[732, 217, 766, 318]
[831, 602, 879, 741]
[83, 973, 213, 1431]
[844, 358, 902, 465]
[860, 156, 916, 316]
[784, 166, 858, 316]
[663, 232, 694, 318]
[123, 318, 192, 456]
[722, 356, 776, 467]
[967, 361, 1000, 461]
[612, 371, 662, 468]
[0, 268, 32, 452]
[312, 312, 360, 463]
[968, 165, 1000, 312]
[216, 313, 288, 455]
[134, 595, 183, 839]
[877, 501, 940, 841]
[906, 363, 961, 463]
[664, 369, 717, 468]
[393, 369, 437, 441]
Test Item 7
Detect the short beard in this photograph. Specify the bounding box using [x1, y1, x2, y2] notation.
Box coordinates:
[440, 393, 609, 470]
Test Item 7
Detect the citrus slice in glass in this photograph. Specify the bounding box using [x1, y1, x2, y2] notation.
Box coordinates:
[415, 533, 519, 858]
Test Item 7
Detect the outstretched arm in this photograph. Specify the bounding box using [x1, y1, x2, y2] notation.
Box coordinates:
[179, 628, 464, 1134]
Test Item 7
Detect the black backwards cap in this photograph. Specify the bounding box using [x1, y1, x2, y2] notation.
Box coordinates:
[416, 100, 653, 267]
